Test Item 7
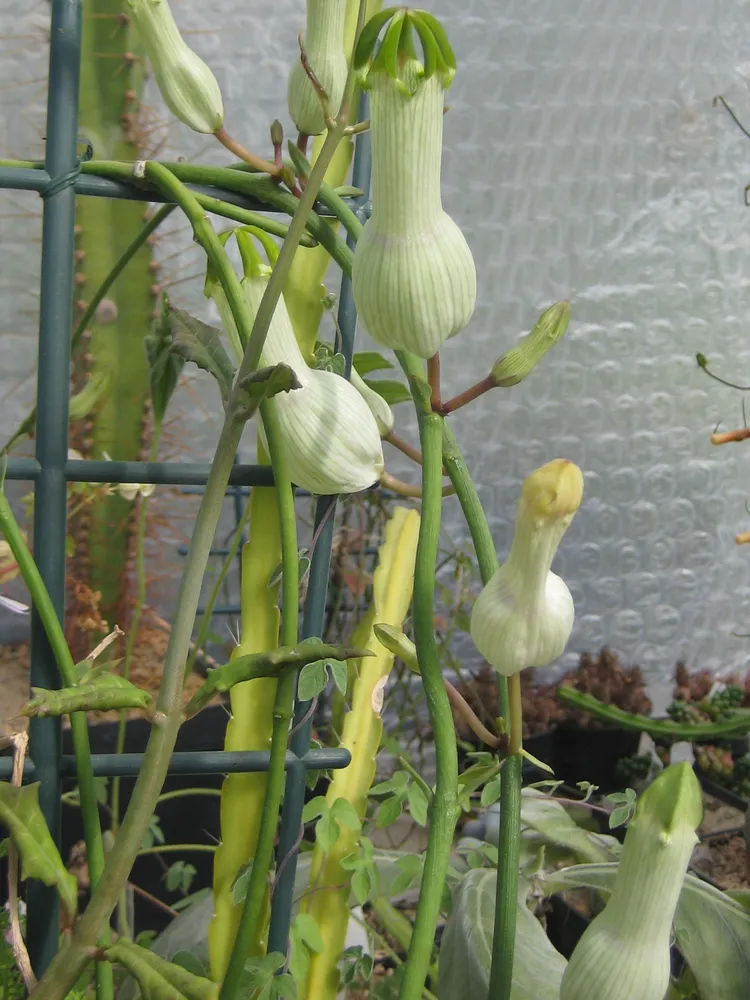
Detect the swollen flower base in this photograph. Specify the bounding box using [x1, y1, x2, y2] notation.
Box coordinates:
[560, 763, 703, 1000]
[470, 458, 583, 676]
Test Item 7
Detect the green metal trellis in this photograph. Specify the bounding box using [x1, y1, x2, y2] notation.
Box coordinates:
[0, 0, 370, 975]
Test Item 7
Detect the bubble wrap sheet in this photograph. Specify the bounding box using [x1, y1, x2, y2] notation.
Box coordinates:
[5, 0, 750, 695]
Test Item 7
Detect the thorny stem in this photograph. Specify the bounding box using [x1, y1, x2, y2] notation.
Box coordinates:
[397, 385, 458, 1000]
[30, 149, 328, 1000]
[2, 203, 175, 453]
[0, 490, 112, 997]
[441, 374, 495, 415]
[218, 401, 299, 1000]
[214, 127, 280, 177]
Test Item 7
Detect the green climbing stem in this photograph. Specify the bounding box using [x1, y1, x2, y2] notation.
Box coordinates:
[218, 401, 299, 1000]
[397, 383, 458, 1000]
[490, 753, 522, 1000]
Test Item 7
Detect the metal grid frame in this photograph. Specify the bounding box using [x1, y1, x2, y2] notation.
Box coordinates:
[0, 0, 369, 974]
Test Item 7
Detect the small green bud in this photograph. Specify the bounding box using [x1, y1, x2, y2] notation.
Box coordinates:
[270, 119, 284, 147]
[490, 301, 570, 387]
[373, 624, 418, 672]
[127, 0, 224, 134]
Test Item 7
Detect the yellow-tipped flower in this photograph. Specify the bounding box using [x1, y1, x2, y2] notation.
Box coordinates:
[560, 763, 703, 1000]
[127, 0, 224, 134]
[351, 12, 476, 359]
[470, 459, 583, 676]
[287, 0, 348, 135]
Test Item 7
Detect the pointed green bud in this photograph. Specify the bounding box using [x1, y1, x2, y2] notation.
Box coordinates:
[560, 763, 702, 1000]
[68, 371, 110, 422]
[349, 368, 395, 437]
[373, 624, 418, 672]
[127, 0, 224, 134]
[491, 301, 570, 387]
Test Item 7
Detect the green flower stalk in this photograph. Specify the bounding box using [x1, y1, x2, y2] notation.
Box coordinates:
[470, 458, 583, 676]
[302, 506, 420, 1000]
[127, 0, 224, 134]
[352, 11, 476, 358]
[288, 0, 348, 136]
[560, 763, 703, 1000]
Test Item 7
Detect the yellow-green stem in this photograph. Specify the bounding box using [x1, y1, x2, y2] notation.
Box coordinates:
[218, 401, 299, 1000]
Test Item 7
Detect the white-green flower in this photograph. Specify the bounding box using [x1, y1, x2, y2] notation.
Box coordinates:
[560, 763, 703, 1000]
[470, 459, 583, 676]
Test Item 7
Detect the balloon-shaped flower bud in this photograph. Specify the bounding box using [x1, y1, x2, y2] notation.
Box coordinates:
[287, 0, 348, 136]
[205, 229, 384, 496]
[491, 302, 570, 388]
[127, 0, 224, 134]
[560, 763, 703, 1000]
[351, 10, 476, 359]
[470, 459, 583, 676]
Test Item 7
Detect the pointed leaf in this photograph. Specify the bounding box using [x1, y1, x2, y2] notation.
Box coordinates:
[362, 378, 412, 406]
[297, 661, 329, 702]
[146, 295, 186, 427]
[352, 351, 394, 377]
[168, 307, 235, 403]
[331, 798, 361, 832]
[406, 782, 429, 827]
[520, 791, 617, 864]
[0, 782, 77, 918]
[439, 870, 566, 1000]
[236, 363, 302, 408]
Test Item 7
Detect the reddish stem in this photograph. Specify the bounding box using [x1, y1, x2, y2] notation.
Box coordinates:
[711, 427, 750, 445]
[427, 353, 442, 412]
[441, 374, 496, 415]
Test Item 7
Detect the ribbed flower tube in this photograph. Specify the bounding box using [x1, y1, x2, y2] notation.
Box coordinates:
[287, 0, 348, 135]
[241, 275, 384, 495]
[352, 61, 476, 358]
[560, 763, 702, 1000]
[127, 0, 224, 134]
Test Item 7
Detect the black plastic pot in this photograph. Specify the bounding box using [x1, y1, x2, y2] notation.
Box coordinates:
[551, 725, 641, 793]
[695, 770, 749, 812]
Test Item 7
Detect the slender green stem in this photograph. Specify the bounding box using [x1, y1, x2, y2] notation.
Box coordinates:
[556, 687, 750, 739]
[507, 675, 523, 756]
[136, 844, 217, 857]
[2, 204, 174, 454]
[490, 753, 522, 1000]
[193, 192, 317, 246]
[398, 391, 458, 1000]
[156, 788, 222, 804]
[397, 754, 433, 805]
[185, 498, 252, 679]
[0, 490, 112, 997]
[218, 401, 299, 1000]
[112, 432, 160, 936]
[30, 150, 324, 999]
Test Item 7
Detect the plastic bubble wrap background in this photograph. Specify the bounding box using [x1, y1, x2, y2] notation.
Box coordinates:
[5, 0, 750, 695]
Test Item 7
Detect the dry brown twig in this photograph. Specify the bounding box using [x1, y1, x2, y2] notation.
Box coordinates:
[7, 729, 36, 991]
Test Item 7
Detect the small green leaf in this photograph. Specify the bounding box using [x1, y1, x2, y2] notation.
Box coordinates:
[293, 913, 324, 954]
[391, 853, 423, 895]
[146, 294, 185, 427]
[297, 661, 329, 702]
[352, 351, 394, 377]
[302, 796, 328, 824]
[362, 378, 412, 406]
[331, 798, 361, 832]
[370, 771, 409, 796]
[237, 363, 302, 408]
[376, 793, 405, 829]
[0, 783, 77, 918]
[453, 610, 472, 633]
[406, 782, 429, 826]
[480, 776, 502, 808]
[328, 659, 348, 696]
[168, 306, 235, 404]
[608, 806, 632, 829]
[350, 866, 371, 905]
[232, 860, 254, 905]
[316, 810, 340, 853]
